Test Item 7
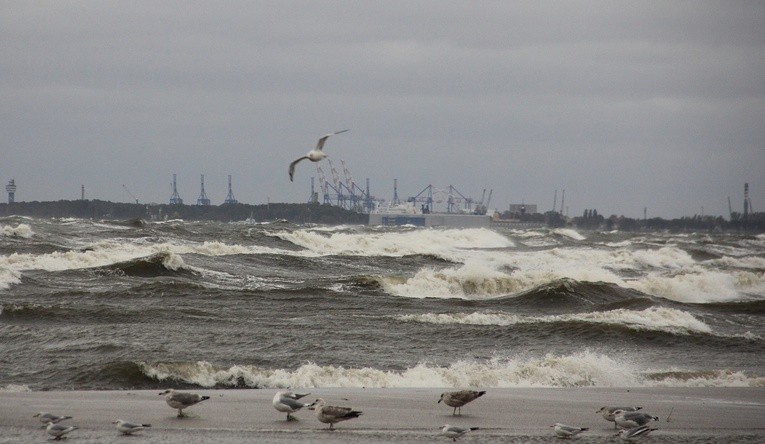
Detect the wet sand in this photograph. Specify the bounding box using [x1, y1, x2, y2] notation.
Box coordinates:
[1, 387, 763, 443]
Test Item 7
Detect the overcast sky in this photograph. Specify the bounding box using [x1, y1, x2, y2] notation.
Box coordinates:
[2, 1, 763, 219]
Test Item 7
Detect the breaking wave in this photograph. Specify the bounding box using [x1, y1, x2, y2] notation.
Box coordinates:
[273, 228, 513, 261]
[0, 223, 34, 238]
[397, 307, 714, 336]
[135, 351, 765, 389]
[97, 251, 190, 277]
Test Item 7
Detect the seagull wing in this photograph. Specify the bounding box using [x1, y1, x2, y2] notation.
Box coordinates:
[315, 129, 349, 151]
[289, 156, 309, 182]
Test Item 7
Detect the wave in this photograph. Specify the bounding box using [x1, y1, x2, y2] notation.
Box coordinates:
[396, 307, 715, 336]
[96, 251, 191, 277]
[0, 223, 34, 238]
[378, 242, 765, 303]
[272, 228, 514, 261]
[552, 228, 586, 240]
[379, 262, 524, 299]
[134, 351, 765, 389]
[0, 267, 22, 290]
[625, 268, 765, 304]
[0, 384, 32, 392]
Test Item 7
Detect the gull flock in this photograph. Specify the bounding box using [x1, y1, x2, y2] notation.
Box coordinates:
[29, 388, 663, 441]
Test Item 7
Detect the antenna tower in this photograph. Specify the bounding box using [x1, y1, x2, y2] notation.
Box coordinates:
[744, 183, 752, 219]
[552, 190, 558, 213]
[169, 174, 183, 205]
[224, 175, 238, 204]
[5, 179, 16, 204]
[197, 174, 211, 206]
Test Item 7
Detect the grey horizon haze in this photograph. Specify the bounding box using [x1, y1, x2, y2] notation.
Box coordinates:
[1, 1, 763, 219]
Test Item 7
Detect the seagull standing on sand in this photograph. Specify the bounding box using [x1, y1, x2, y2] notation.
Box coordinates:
[613, 410, 659, 429]
[289, 129, 349, 182]
[112, 419, 151, 435]
[551, 423, 589, 439]
[46, 422, 78, 440]
[33, 412, 72, 427]
[597, 406, 643, 429]
[159, 389, 210, 418]
[440, 424, 479, 442]
[617, 425, 658, 441]
[438, 390, 486, 416]
[272, 390, 314, 420]
[310, 398, 362, 430]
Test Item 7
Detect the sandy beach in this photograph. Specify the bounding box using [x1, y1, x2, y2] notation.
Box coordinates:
[1, 387, 763, 443]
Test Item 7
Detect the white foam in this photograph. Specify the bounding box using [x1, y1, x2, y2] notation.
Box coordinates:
[624, 267, 757, 303]
[380, 262, 527, 299]
[0, 240, 285, 274]
[138, 351, 765, 388]
[273, 228, 514, 261]
[553, 228, 586, 240]
[0, 384, 32, 392]
[0, 267, 22, 290]
[397, 307, 714, 336]
[712, 255, 765, 269]
[379, 238, 765, 302]
[0, 223, 34, 238]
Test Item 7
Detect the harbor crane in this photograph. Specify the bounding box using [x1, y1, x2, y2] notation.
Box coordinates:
[122, 184, 139, 204]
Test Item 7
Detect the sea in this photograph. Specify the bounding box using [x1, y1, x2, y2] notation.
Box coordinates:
[1, 216, 763, 392]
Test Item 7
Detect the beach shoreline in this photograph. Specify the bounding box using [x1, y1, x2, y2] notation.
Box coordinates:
[1, 387, 763, 443]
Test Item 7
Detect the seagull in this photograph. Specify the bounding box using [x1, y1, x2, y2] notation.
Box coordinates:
[33, 412, 72, 427]
[597, 406, 643, 429]
[438, 390, 486, 416]
[46, 422, 78, 440]
[112, 419, 151, 435]
[617, 425, 658, 441]
[309, 398, 362, 430]
[613, 410, 659, 429]
[159, 389, 210, 418]
[272, 390, 314, 421]
[551, 423, 589, 439]
[440, 424, 479, 442]
[289, 129, 349, 182]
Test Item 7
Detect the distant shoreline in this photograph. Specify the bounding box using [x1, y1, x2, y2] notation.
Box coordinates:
[2, 199, 764, 232]
[0, 200, 368, 225]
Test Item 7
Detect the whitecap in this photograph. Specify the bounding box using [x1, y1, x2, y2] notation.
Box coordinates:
[397, 307, 714, 336]
[0, 223, 34, 238]
[137, 353, 765, 389]
[553, 228, 586, 240]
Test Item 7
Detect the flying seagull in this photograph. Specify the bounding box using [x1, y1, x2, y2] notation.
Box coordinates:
[289, 129, 349, 182]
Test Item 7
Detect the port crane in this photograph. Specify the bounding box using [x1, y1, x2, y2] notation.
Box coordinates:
[122, 184, 139, 204]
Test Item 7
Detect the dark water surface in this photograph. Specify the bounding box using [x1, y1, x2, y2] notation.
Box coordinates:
[1, 217, 763, 390]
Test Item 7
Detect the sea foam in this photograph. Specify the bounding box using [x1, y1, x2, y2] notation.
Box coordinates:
[0, 223, 34, 238]
[137, 350, 764, 389]
[397, 307, 714, 336]
[273, 228, 514, 261]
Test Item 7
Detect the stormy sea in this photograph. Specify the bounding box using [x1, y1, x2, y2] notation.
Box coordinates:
[1, 216, 763, 392]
